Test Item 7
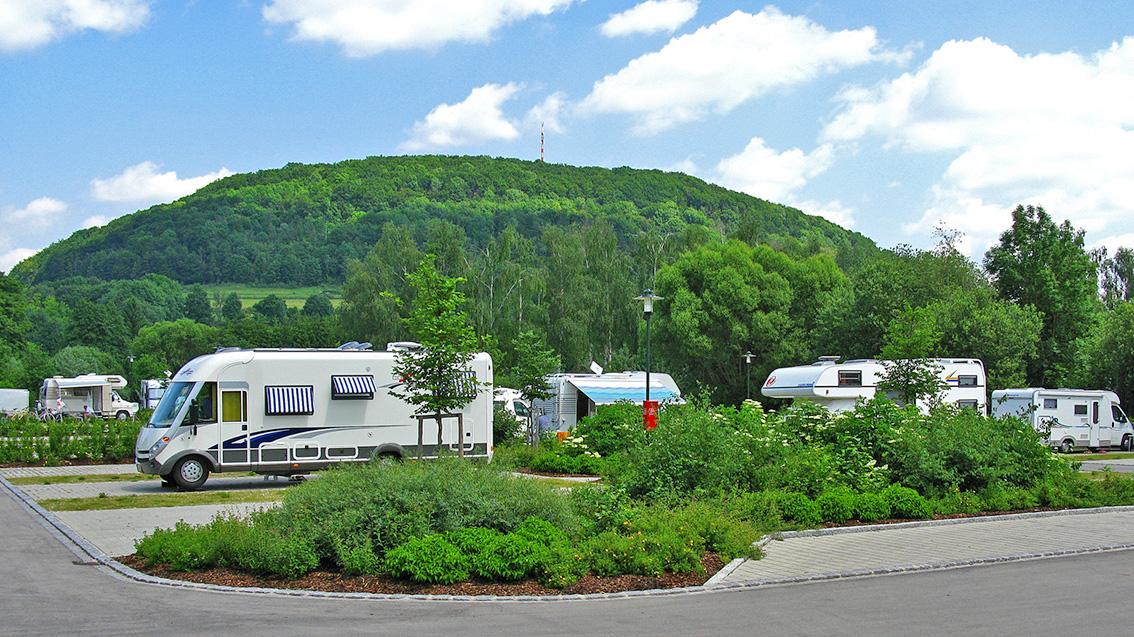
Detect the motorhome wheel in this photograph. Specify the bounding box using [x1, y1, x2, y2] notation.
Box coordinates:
[172, 456, 209, 490]
[115, 411, 129, 420]
[1060, 439, 1075, 454]
[1123, 435, 1132, 452]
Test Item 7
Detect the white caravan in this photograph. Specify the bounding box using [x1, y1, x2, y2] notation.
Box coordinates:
[761, 357, 987, 413]
[0, 388, 30, 417]
[38, 375, 139, 419]
[530, 371, 682, 432]
[991, 388, 1133, 453]
[135, 344, 494, 489]
[139, 379, 169, 410]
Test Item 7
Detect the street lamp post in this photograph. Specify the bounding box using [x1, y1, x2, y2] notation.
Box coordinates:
[634, 289, 662, 429]
[744, 351, 754, 400]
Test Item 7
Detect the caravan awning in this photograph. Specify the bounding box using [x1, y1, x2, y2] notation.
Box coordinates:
[265, 386, 315, 416]
[569, 380, 678, 404]
[331, 375, 376, 399]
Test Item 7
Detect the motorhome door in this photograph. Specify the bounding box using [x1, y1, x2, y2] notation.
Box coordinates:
[218, 386, 250, 466]
[1093, 400, 1110, 447]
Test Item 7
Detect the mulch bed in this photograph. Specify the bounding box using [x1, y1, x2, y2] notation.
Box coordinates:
[117, 552, 724, 596]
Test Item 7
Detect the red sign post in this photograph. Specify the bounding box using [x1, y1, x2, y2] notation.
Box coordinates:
[643, 400, 659, 430]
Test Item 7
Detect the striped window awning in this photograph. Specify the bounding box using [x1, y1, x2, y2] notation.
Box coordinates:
[331, 375, 376, 400]
[265, 386, 315, 416]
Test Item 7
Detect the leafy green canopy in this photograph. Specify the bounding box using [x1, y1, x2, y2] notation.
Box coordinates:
[11, 155, 874, 286]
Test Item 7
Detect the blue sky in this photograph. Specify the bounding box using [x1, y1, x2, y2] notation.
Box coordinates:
[2, 0, 1133, 272]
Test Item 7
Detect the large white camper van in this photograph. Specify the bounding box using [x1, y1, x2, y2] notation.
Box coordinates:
[991, 388, 1133, 453]
[38, 375, 139, 419]
[134, 344, 494, 489]
[530, 371, 682, 432]
[0, 388, 30, 417]
[761, 357, 987, 413]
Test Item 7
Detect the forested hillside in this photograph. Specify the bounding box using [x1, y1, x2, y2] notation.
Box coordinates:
[11, 155, 875, 286]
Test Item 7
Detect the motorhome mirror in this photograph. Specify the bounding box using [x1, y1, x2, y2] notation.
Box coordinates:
[188, 403, 200, 425]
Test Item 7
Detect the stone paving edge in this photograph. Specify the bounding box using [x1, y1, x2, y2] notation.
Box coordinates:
[4, 473, 1134, 603]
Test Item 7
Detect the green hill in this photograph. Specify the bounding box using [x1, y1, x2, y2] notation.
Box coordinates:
[12, 155, 876, 285]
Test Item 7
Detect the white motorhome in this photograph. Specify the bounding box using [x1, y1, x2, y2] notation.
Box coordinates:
[530, 371, 682, 432]
[991, 388, 1133, 453]
[135, 344, 494, 489]
[38, 375, 139, 420]
[761, 357, 988, 413]
[139, 378, 169, 410]
[493, 387, 531, 425]
[0, 388, 30, 417]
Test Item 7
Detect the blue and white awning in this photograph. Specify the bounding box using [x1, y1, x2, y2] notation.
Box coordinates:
[331, 375, 376, 399]
[265, 386, 315, 416]
[569, 380, 678, 404]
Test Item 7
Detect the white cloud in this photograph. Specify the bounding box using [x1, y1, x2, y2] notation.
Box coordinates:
[262, 0, 574, 57]
[3, 197, 68, 227]
[0, 248, 38, 274]
[666, 158, 698, 175]
[713, 137, 854, 228]
[81, 215, 109, 229]
[1089, 233, 1134, 255]
[90, 161, 234, 205]
[401, 83, 523, 151]
[600, 0, 697, 38]
[525, 91, 568, 134]
[578, 7, 906, 134]
[824, 37, 1134, 256]
[0, 0, 150, 52]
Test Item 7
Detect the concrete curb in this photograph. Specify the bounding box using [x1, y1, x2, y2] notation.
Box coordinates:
[4, 474, 1133, 602]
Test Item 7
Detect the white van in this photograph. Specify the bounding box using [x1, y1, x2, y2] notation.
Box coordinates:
[530, 371, 682, 432]
[139, 379, 169, 410]
[493, 387, 531, 425]
[0, 388, 29, 417]
[135, 345, 493, 489]
[991, 388, 1133, 453]
[38, 375, 139, 419]
[761, 357, 988, 413]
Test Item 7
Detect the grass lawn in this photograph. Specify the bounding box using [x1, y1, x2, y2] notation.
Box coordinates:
[200, 284, 342, 309]
[39, 488, 286, 511]
[8, 473, 157, 485]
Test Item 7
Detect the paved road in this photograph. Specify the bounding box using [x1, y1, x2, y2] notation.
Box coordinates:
[4, 489, 1134, 636]
[726, 508, 1134, 583]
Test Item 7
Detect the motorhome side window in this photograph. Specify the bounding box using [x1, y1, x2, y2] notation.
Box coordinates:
[838, 370, 862, 387]
[1073, 404, 1088, 416]
[513, 401, 529, 417]
[265, 386, 315, 416]
[191, 382, 218, 423]
[1043, 398, 1058, 409]
[956, 399, 978, 410]
[957, 375, 978, 387]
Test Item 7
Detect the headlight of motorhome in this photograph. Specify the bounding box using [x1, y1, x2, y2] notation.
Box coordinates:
[149, 436, 171, 455]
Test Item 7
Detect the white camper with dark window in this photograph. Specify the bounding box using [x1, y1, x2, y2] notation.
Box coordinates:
[991, 388, 1133, 453]
[530, 371, 682, 432]
[38, 375, 139, 419]
[134, 344, 493, 489]
[761, 357, 987, 413]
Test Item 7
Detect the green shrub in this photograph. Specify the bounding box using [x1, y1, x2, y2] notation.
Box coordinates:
[853, 492, 893, 522]
[384, 535, 469, 584]
[274, 459, 579, 563]
[489, 441, 537, 470]
[880, 485, 932, 519]
[513, 516, 568, 546]
[1088, 473, 1134, 507]
[136, 521, 218, 572]
[573, 403, 644, 456]
[493, 404, 522, 445]
[473, 534, 548, 581]
[731, 491, 783, 530]
[772, 492, 822, 527]
[540, 543, 588, 589]
[932, 491, 985, 515]
[774, 446, 839, 497]
[816, 487, 856, 524]
[569, 485, 633, 534]
[333, 537, 381, 575]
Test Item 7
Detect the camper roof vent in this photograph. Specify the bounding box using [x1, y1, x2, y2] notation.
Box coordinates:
[814, 355, 840, 365]
[386, 341, 422, 352]
[338, 341, 360, 350]
[215, 346, 241, 354]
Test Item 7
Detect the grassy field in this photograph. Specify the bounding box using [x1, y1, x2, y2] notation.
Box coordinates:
[39, 488, 286, 511]
[201, 284, 342, 309]
[1059, 452, 1134, 461]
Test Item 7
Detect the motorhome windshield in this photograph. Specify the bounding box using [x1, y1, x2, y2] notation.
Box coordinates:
[147, 382, 194, 428]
